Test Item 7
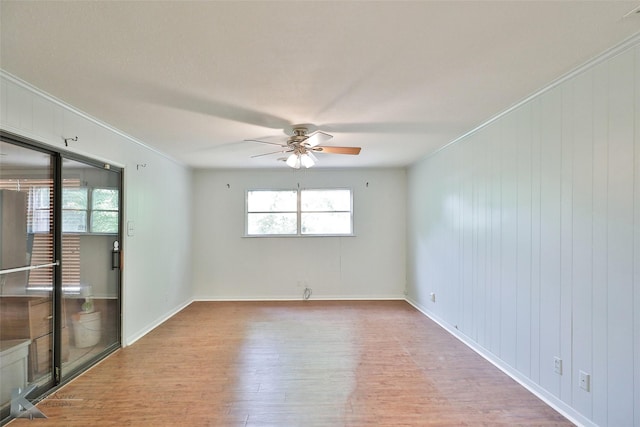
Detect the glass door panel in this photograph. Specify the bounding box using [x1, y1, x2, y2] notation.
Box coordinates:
[0, 141, 55, 412]
[60, 157, 121, 379]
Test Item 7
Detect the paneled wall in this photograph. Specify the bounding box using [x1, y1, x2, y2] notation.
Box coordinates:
[0, 71, 193, 345]
[407, 42, 639, 426]
[192, 168, 406, 300]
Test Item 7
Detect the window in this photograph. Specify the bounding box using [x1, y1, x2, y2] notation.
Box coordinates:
[247, 190, 297, 235]
[61, 186, 119, 234]
[0, 178, 81, 286]
[91, 188, 119, 233]
[62, 187, 88, 233]
[28, 186, 51, 233]
[301, 189, 352, 235]
[247, 189, 353, 236]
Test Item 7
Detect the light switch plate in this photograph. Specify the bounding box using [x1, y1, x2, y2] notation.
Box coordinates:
[554, 357, 562, 375]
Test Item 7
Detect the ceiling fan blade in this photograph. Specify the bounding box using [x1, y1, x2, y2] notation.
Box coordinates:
[314, 146, 361, 155]
[245, 136, 289, 147]
[250, 149, 293, 158]
[304, 131, 333, 147]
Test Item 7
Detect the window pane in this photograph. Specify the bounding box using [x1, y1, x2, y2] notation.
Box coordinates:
[62, 187, 88, 209]
[248, 190, 297, 212]
[92, 188, 119, 210]
[30, 186, 50, 209]
[301, 212, 352, 235]
[62, 210, 87, 232]
[248, 213, 297, 235]
[301, 189, 351, 211]
[91, 211, 119, 233]
[31, 209, 50, 233]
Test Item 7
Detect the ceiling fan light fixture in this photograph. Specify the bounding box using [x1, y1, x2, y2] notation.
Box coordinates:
[300, 153, 315, 168]
[286, 153, 301, 169]
[248, 125, 359, 167]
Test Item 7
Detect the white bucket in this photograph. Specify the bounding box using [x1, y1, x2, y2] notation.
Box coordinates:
[72, 311, 101, 348]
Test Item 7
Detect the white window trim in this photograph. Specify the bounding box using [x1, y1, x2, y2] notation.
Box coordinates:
[245, 187, 355, 237]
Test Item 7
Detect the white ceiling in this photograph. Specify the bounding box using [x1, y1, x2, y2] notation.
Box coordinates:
[1, 1, 639, 169]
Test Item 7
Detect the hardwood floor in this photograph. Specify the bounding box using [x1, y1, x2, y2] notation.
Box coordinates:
[9, 301, 573, 426]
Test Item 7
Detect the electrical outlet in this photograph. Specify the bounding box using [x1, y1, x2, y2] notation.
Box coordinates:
[430, 292, 436, 302]
[554, 357, 562, 375]
[579, 370, 590, 392]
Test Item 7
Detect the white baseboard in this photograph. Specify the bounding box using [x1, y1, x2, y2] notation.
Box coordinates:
[194, 295, 405, 302]
[404, 297, 596, 427]
[124, 298, 194, 346]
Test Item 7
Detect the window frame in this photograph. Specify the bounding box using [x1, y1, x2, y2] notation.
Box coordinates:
[89, 187, 120, 234]
[62, 186, 89, 233]
[60, 185, 119, 235]
[245, 187, 354, 237]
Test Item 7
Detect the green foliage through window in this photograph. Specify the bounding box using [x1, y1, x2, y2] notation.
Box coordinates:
[247, 189, 352, 236]
[60, 187, 119, 234]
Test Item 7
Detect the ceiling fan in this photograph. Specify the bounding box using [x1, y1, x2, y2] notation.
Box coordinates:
[246, 126, 361, 169]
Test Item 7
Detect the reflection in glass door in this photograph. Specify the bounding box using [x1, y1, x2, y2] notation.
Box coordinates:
[0, 140, 55, 413]
[60, 157, 121, 380]
[0, 135, 122, 422]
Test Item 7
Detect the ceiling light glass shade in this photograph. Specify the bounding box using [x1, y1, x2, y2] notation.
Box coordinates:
[286, 153, 301, 169]
[300, 153, 315, 168]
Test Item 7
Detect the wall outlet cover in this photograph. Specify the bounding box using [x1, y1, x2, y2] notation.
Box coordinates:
[579, 370, 591, 392]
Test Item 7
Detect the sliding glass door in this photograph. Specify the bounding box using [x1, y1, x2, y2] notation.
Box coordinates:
[0, 140, 56, 413]
[0, 133, 122, 421]
[60, 157, 121, 380]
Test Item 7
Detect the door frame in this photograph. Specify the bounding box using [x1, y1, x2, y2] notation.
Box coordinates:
[0, 130, 122, 422]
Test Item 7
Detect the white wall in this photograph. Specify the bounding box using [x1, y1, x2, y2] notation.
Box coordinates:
[407, 40, 640, 427]
[192, 168, 406, 300]
[0, 71, 193, 346]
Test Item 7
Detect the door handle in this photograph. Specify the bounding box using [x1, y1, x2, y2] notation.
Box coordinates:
[111, 240, 120, 270]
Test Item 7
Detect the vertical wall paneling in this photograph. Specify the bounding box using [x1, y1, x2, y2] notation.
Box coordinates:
[500, 113, 518, 367]
[466, 132, 483, 341]
[516, 103, 533, 377]
[538, 87, 563, 398]
[462, 139, 474, 336]
[407, 41, 639, 426]
[591, 54, 610, 427]
[530, 97, 542, 385]
[489, 122, 503, 355]
[634, 44, 640, 427]
[446, 143, 457, 326]
[606, 50, 635, 427]
[571, 69, 594, 417]
[475, 127, 488, 348]
[559, 82, 574, 404]
[453, 142, 464, 329]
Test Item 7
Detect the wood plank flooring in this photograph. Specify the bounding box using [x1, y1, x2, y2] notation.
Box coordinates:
[9, 301, 573, 426]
